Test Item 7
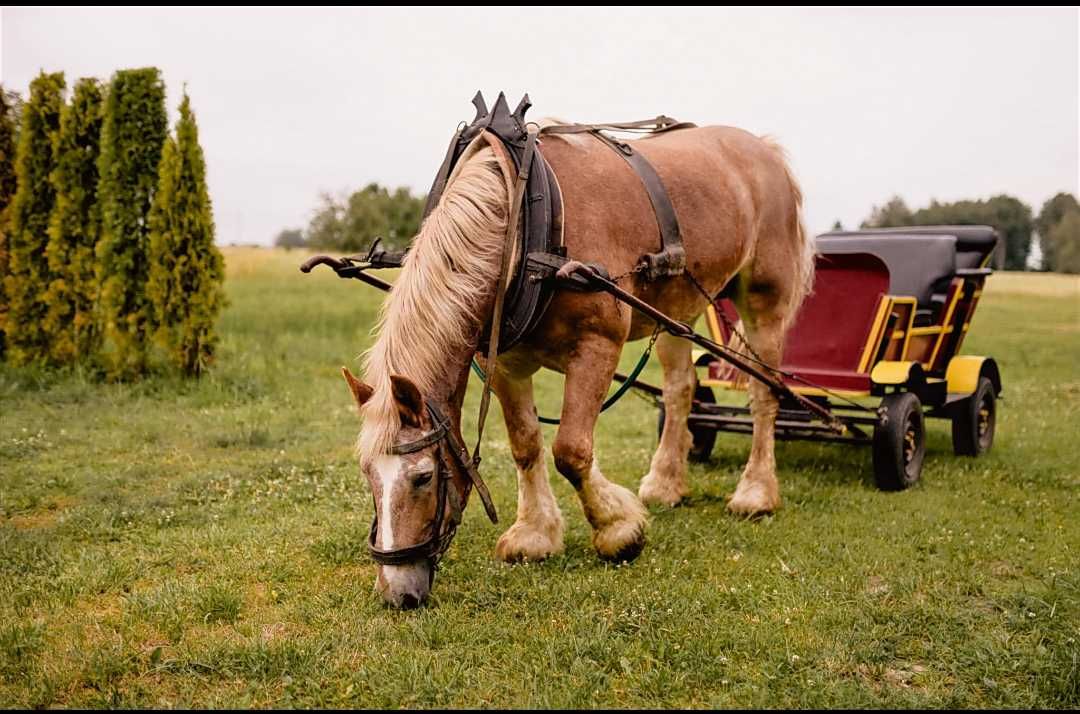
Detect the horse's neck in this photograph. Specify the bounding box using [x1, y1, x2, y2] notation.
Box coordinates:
[428, 339, 476, 432]
[422, 285, 496, 435]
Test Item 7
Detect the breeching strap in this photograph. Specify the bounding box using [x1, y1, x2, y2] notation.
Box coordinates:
[472, 127, 538, 465]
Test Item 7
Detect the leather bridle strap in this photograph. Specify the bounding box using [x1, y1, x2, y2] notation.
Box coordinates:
[472, 127, 538, 470]
[367, 401, 496, 568]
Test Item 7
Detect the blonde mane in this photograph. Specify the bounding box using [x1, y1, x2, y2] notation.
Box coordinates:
[358, 146, 509, 460]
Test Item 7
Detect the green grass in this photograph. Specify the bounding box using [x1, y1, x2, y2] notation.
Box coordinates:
[1, 247, 1078, 708]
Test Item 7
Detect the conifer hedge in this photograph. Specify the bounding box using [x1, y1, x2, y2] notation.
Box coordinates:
[0, 88, 20, 358]
[3, 72, 64, 366]
[147, 93, 225, 376]
[95, 67, 167, 378]
[2, 68, 225, 377]
[44, 78, 105, 363]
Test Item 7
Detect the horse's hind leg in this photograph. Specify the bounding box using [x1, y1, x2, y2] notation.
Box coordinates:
[491, 358, 564, 562]
[638, 331, 695, 507]
[551, 335, 648, 561]
[727, 283, 789, 515]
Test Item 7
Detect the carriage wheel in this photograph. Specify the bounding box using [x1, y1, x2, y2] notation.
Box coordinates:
[872, 392, 926, 491]
[656, 385, 718, 462]
[951, 377, 996, 457]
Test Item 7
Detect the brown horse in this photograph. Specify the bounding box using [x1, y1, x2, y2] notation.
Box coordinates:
[341, 121, 814, 608]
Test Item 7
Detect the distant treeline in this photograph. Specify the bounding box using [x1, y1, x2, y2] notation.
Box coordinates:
[0, 69, 224, 379]
[276, 184, 425, 253]
[277, 178, 1079, 275]
[851, 193, 1079, 273]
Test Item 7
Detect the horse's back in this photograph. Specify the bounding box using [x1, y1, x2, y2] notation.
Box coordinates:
[542, 125, 795, 278]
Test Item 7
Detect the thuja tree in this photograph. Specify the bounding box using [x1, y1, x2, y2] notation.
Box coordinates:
[0, 87, 20, 358]
[95, 68, 167, 378]
[44, 78, 105, 364]
[4, 72, 64, 366]
[147, 93, 225, 377]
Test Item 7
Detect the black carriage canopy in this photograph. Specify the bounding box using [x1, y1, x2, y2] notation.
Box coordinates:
[816, 226, 1001, 326]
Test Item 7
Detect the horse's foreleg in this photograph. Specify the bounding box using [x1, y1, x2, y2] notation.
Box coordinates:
[551, 337, 648, 561]
[492, 363, 564, 562]
[639, 331, 695, 506]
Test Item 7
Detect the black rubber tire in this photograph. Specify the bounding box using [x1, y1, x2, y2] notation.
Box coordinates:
[951, 376, 996, 457]
[872, 392, 926, 491]
[657, 385, 718, 462]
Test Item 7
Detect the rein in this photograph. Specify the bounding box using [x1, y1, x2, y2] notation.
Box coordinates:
[472, 126, 538, 466]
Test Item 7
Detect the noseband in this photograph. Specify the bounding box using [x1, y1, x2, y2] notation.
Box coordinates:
[367, 401, 498, 568]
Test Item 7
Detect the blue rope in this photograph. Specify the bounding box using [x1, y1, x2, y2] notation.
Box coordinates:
[469, 332, 658, 425]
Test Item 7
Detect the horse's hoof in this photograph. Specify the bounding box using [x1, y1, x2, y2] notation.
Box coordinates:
[495, 520, 564, 563]
[726, 480, 780, 516]
[593, 517, 647, 563]
[638, 472, 688, 507]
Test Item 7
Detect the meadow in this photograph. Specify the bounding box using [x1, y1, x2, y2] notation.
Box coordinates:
[1, 247, 1077, 708]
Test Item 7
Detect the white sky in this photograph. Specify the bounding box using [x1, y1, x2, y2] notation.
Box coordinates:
[2, 6, 1078, 245]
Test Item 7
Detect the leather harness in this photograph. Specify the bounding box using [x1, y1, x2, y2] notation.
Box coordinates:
[423, 91, 696, 354]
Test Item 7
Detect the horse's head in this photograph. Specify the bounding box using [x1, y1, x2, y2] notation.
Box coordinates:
[341, 367, 473, 609]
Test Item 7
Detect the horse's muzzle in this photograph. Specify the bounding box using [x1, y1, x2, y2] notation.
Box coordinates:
[377, 562, 431, 609]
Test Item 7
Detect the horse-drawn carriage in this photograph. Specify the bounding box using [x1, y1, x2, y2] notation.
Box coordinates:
[303, 91, 1005, 606]
[668, 225, 1002, 490]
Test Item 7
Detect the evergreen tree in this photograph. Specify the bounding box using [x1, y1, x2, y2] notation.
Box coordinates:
[1044, 209, 1080, 275]
[146, 93, 225, 377]
[4, 72, 64, 366]
[1036, 193, 1080, 271]
[44, 78, 104, 364]
[0, 87, 20, 358]
[95, 68, 168, 378]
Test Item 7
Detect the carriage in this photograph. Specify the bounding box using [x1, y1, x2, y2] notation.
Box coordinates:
[666, 225, 1003, 490]
[303, 92, 1007, 606]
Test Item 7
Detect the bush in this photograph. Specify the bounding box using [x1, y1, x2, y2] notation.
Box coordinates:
[146, 93, 225, 377]
[273, 228, 305, 250]
[95, 68, 168, 379]
[1044, 210, 1080, 274]
[3, 72, 64, 366]
[304, 183, 425, 251]
[44, 78, 105, 364]
[1036, 193, 1080, 272]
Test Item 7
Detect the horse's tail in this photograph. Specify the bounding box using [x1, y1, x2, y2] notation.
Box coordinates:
[761, 136, 816, 324]
[719, 137, 815, 387]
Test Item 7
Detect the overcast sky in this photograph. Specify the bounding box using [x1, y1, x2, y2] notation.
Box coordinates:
[2, 7, 1077, 245]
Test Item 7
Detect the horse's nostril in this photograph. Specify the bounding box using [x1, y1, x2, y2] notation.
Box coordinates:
[399, 592, 421, 610]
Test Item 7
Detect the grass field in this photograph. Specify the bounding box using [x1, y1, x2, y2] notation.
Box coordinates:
[1, 247, 1078, 708]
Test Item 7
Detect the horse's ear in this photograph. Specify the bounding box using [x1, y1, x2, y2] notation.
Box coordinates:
[390, 375, 425, 428]
[341, 367, 373, 410]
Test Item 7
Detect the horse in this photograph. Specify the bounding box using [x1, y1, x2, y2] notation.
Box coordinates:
[340, 118, 814, 608]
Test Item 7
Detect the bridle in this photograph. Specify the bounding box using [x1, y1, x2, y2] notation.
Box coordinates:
[367, 401, 498, 569]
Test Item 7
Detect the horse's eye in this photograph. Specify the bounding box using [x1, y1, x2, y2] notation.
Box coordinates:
[412, 470, 433, 487]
